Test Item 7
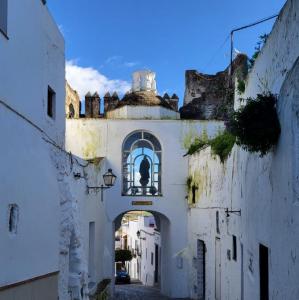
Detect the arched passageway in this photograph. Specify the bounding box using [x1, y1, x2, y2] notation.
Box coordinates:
[112, 210, 171, 298]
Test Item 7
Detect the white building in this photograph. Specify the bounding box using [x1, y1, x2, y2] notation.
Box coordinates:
[65, 70, 222, 298]
[186, 1, 299, 300]
[0, 0, 65, 299]
[2, 1, 299, 300]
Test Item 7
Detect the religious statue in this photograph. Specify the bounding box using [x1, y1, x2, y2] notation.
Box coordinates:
[139, 156, 150, 187]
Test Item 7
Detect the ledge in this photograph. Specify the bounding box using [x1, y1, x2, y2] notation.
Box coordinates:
[0, 271, 59, 292]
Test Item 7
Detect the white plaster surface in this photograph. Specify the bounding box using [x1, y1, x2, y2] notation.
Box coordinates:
[187, 1, 299, 299]
[106, 105, 180, 120]
[0, 0, 65, 291]
[65, 118, 223, 298]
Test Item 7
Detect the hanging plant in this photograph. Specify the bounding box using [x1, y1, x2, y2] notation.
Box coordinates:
[210, 131, 236, 163]
[227, 93, 281, 156]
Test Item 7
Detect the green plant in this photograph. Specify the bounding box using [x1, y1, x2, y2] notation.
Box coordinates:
[228, 93, 281, 156]
[210, 131, 236, 163]
[185, 131, 235, 162]
[115, 249, 133, 262]
[237, 79, 246, 95]
[185, 137, 208, 156]
[248, 34, 269, 69]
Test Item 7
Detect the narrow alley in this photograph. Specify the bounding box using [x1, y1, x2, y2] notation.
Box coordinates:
[114, 282, 191, 300]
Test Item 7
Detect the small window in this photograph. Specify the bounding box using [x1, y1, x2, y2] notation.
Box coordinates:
[0, 0, 8, 37]
[8, 204, 19, 234]
[232, 235, 237, 261]
[47, 86, 56, 118]
[151, 252, 154, 265]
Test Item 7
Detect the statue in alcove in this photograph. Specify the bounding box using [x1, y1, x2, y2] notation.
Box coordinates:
[139, 156, 150, 187]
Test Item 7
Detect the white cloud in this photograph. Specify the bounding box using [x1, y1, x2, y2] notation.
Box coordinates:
[66, 60, 131, 99]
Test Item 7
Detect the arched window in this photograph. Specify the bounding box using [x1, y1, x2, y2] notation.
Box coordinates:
[122, 131, 161, 196]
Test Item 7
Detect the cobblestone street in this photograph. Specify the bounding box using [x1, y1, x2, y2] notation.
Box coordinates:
[113, 282, 191, 300]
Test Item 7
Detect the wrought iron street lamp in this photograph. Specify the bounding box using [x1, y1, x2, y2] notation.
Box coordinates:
[87, 168, 117, 201]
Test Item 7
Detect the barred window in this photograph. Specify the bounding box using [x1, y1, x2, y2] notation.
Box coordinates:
[122, 131, 161, 196]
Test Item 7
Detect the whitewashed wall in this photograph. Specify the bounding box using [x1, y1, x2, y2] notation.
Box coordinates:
[188, 1, 299, 299]
[106, 106, 179, 120]
[0, 0, 65, 292]
[66, 118, 223, 298]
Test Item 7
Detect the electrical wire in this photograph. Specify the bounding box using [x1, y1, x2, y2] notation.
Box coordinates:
[202, 34, 230, 72]
[0, 98, 90, 169]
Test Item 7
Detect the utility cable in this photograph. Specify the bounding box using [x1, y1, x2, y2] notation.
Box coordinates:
[202, 34, 230, 73]
[0, 98, 90, 169]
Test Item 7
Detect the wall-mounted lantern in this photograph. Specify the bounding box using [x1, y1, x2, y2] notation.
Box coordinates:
[87, 168, 117, 201]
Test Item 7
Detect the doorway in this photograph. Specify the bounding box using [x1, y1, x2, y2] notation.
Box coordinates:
[215, 238, 221, 300]
[259, 244, 269, 300]
[154, 243, 159, 284]
[197, 239, 205, 300]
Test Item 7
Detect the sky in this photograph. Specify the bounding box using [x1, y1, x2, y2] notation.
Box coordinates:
[48, 0, 286, 107]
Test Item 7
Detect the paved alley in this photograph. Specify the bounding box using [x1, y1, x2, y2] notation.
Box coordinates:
[113, 282, 191, 300]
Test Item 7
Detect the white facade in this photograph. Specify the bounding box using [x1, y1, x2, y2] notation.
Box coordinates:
[1, 1, 297, 299]
[0, 0, 65, 298]
[187, 1, 299, 299]
[65, 117, 223, 298]
[106, 105, 180, 120]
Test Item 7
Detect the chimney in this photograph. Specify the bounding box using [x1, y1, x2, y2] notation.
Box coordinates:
[85, 92, 100, 118]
